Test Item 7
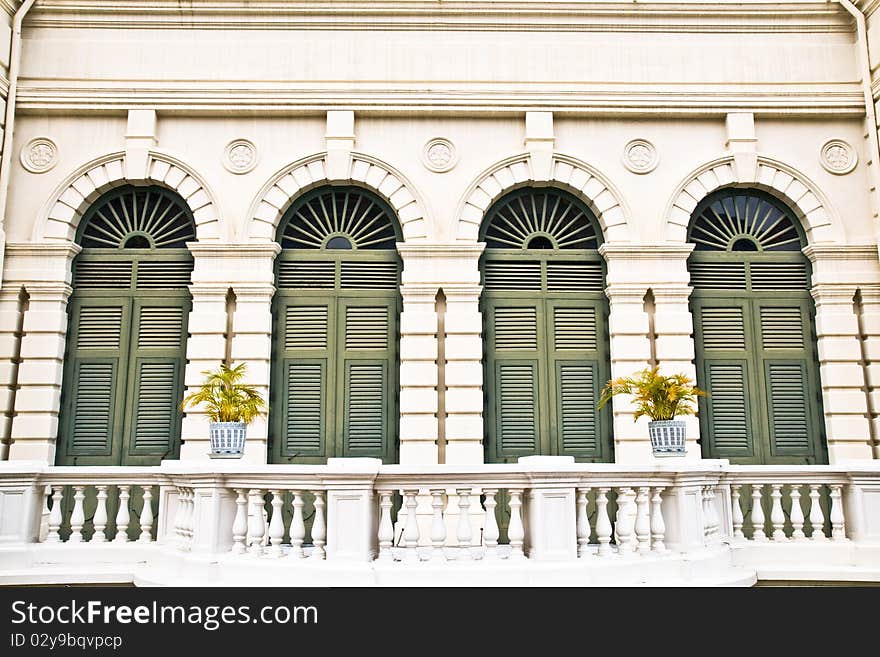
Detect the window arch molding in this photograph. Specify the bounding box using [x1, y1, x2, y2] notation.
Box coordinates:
[456, 153, 631, 244]
[665, 155, 842, 245]
[247, 151, 429, 244]
[35, 151, 222, 244]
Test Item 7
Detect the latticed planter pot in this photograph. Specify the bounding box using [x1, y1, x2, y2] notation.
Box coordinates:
[209, 421, 247, 458]
[648, 420, 687, 456]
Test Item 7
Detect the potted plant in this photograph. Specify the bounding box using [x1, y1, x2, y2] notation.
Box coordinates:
[181, 362, 267, 458]
[598, 366, 705, 456]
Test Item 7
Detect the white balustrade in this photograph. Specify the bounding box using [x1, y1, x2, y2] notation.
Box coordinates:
[376, 490, 394, 561]
[311, 492, 326, 560]
[268, 489, 284, 558]
[650, 487, 666, 553]
[635, 487, 651, 555]
[289, 491, 306, 559]
[429, 489, 446, 561]
[576, 488, 591, 558]
[482, 488, 500, 559]
[455, 488, 473, 561]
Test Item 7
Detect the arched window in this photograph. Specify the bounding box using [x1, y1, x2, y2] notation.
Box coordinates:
[480, 188, 613, 463]
[56, 186, 195, 465]
[270, 186, 401, 464]
[688, 189, 827, 464]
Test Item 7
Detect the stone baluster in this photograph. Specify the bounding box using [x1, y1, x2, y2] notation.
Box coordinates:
[92, 485, 108, 543]
[114, 486, 130, 543]
[232, 489, 248, 554]
[731, 485, 744, 541]
[456, 488, 473, 561]
[507, 488, 525, 560]
[635, 487, 651, 555]
[268, 490, 285, 558]
[650, 487, 666, 553]
[808, 484, 827, 541]
[615, 487, 636, 556]
[138, 488, 154, 543]
[172, 488, 185, 547]
[46, 486, 63, 543]
[830, 484, 846, 541]
[770, 484, 786, 541]
[402, 489, 420, 561]
[482, 488, 500, 559]
[288, 491, 306, 559]
[595, 488, 613, 557]
[429, 489, 446, 561]
[789, 485, 806, 541]
[750, 485, 767, 541]
[69, 486, 86, 543]
[709, 487, 719, 536]
[246, 489, 265, 556]
[186, 489, 195, 543]
[376, 490, 394, 561]
[311, 491, 326, 559]
[703, 486, 713, 537]
[576, 488, 591, 558]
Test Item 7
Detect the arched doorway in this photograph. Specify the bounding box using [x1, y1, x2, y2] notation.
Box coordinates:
[480, 187, 613, 463]
[56, 185, 194, 465]
[688, 188, 827, 464]
[270, 186, 402, 464]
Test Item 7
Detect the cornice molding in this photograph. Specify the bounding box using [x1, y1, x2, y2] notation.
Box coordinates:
[803, 244, 880, 261]
[14, 83, 865, 116]
[25, 2, 852, 33]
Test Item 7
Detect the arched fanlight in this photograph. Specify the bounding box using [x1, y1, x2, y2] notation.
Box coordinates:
[279, 187, 399, 250]
[78, 186, 196, 249]
[688, 189, 804, 252]
[482, 188, 600, 250]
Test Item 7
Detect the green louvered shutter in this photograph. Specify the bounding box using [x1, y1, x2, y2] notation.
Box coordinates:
[548, 302, 604, 457]
[122, 299, 188, 462]
[694, 301, 757, 459]
[278, 302, 332, 459]
[60, 300, 129, 461]
[757, 302, 821, 459]
[486, 303, 542, 459]
[340, 301, 396, 460]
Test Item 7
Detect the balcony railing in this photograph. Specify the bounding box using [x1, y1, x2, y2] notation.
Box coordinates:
[1, 458, 879, 585]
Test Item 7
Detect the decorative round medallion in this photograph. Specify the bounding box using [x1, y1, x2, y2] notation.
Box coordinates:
[223, 139, 258, 174]
[623, 139, 658, 174]
[20, 137, 58, 173]
[820, 139, 857, 175]
[422, 138, 457, 173]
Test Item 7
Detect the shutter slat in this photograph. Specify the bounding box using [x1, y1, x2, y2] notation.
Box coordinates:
[136, 261, 193, 288]
[689, 262, 747, 290]
[553, 307, 597, 351]
[767, 362, 811, 451]
[345, 307, 389, 350]
[345, 363, 385, 452]
[285, 362, 323, 452]
[559, 364, 597, 452]
[277, 261, 336, 289]
[137, 307, 184, 349]
[700, 307, 746, 351]
[546, 263, 604, 293]
[494, 307, 538, 351]
[498, 363, 538, 452]
[70, 362, 115, 452]
[77, 307, 123, 350]
[750, 262, 809, 290]
[706, 362, 751, 452]
[132, 362, 176, 451]
[484, 261, 542, 291]
[760, 307, 805, 350]
[285, 306, 328, 350]
[340, 262, 399, 290]
[73, 261, 132, 289]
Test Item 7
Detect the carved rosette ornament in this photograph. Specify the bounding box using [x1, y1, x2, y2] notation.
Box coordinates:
[622, 139, 658, 174]
[820, 139, 857, 175]
[422, 137, 457, 173]
[223, 139, 258, 174]
[20, 137, 58, 173]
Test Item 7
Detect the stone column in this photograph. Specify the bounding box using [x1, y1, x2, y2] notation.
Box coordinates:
[398, 244, 485, 465]
[600, 244, 698, 463]
[180, 244, 278, 463]
[229, 283, 275, 465]
[806, 245, 880, 462]
[4, 243, 79, 464]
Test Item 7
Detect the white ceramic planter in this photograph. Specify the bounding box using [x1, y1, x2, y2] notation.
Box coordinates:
[209, 421, 247, 458]
[647, 419, 686, 456]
